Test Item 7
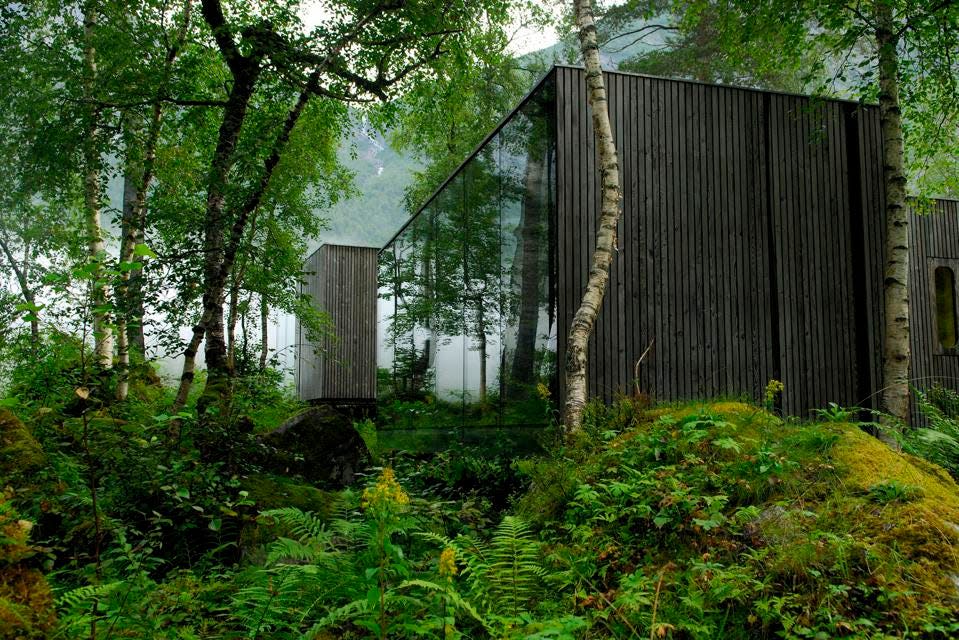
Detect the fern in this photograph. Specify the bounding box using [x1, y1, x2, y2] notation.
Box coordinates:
[260, 507, 330, 542]
[399, 578, 490, 629]
[909, 390, 959, 477]
[420, 515, 547, 617]
[486, 516, 546, 616]
[232, 507, 358, 639]
[55, 582, 121, 609]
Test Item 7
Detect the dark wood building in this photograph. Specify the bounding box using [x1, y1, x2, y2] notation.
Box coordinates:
[910, 198, 959, 414]
[297, 244, 378, 404]
[306, 66, 959, 424]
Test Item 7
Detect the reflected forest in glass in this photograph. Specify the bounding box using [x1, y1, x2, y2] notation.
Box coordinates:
[378, 77, 557, 428]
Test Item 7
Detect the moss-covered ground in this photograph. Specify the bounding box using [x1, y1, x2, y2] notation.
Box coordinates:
[521, 399, 959, 638]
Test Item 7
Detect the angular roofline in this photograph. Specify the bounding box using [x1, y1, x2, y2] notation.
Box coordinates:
[379, 67, 558, 254]
[378, 65, 887, 254]
[554, 63, 878, 108]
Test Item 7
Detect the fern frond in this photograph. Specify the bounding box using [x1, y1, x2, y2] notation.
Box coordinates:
[261, 507, 329, 542]
[302, 598, 370, 637]
[399, 579, 490, 629]
[55, 582, 121, 608]
[266, 537, 330, 566]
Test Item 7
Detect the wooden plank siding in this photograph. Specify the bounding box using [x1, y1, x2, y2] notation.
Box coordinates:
[297, 244, 378, 403]
[909, 199, 959, 423]
[554, 66, 888, 417]
[366, 64, 957, 424]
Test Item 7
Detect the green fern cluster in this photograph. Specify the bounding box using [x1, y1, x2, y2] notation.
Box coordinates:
[421, 515, 546, 619]
[233, 478, 569, 639]
[908, 388, 959, 477]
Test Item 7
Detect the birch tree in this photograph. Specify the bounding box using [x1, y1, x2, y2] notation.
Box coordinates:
[564, 0, 623, 433]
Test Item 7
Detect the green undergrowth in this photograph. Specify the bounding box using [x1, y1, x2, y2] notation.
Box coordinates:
[524, 399, 959, 639]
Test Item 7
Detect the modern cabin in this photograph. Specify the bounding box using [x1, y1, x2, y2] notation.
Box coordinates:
[298, 66, 959, 426]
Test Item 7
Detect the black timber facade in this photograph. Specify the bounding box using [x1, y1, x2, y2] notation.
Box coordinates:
[554, 66, 891, 416]
[334, 66, 959, 424]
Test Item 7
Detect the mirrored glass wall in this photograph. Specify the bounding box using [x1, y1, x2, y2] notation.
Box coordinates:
[377, 75, 557, 428]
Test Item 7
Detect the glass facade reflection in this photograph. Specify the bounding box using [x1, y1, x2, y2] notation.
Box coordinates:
[378, 75, 556, 427]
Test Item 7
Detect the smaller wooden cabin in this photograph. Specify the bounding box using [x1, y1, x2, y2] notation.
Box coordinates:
[296, 244, 378, 405]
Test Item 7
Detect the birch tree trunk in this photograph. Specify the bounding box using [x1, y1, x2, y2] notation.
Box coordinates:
[116, 171, 138, 399]
[82, 1, 113, 370]
[117, 0, 193, 401]
[875, 1, 911, 424]
[564, 0, 623, 434]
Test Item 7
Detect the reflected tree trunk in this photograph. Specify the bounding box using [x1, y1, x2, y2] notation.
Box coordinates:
[259, 295, 268, 370]
[510, 150, 545, 394]
[565, 0, 623, 434]
[477, 298, 487, 404]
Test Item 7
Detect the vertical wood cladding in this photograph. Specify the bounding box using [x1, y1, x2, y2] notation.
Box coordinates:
[555, 66, 888, 416]
[909, 199, 959, 422]
[297, 244, 378, 402]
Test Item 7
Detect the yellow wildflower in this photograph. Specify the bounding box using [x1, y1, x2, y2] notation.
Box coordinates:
[439, 546, 458, 578]
[361, 467, 410, 511]
[763, 379, 784, 406]
[536, 382, 551, 400]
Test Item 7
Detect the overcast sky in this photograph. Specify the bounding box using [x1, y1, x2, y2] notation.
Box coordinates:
[298, 1, 624, 57]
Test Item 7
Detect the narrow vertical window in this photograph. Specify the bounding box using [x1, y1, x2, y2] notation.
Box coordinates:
[935, 266, 958, 350]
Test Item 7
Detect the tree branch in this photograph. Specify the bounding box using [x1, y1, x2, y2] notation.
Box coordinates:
[199, 0, 243, 73]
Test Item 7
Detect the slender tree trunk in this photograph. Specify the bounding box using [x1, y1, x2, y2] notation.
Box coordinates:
[82, 1, 113, 370]
[876, 2, 911, 425]
[0, 236, 39, 347]
[226, 277, 240, 371]
[116, 170, 138, 400]
[564, 0, 623, 434]
[259, 294, 268, 370]
[478, 300, 487, 405]
[239, 294, 249, 375]
[172, 316, 206, 412]
[124, 2, 192, 359]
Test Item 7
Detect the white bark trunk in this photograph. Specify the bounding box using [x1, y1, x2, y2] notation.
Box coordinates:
[564, 0, 623, 434]
[876, 2, 910, 425]
[83, 1, 113, 370]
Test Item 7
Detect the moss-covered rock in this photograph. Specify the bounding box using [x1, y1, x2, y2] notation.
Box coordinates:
[239, 473, 340, 558]
[242, 473, 338, 517]
[258, 406, 369, 486]
[0, 409, 44, 480]
[0, 490, 55, 639]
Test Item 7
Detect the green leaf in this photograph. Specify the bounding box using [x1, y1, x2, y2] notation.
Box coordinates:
[133, 243, 157, 258]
